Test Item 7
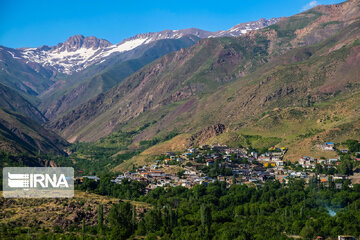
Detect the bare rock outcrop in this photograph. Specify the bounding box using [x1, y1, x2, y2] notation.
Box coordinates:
[190, 124, 226, 146]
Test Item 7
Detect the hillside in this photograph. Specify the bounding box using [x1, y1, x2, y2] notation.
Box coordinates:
[0, 107, 68, 156]
[49, 0, 360, 151]
[0, 190, 151, 239]
[0, 83, 47, 124]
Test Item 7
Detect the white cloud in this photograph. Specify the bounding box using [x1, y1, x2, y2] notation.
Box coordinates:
[302, 1, 319, 11]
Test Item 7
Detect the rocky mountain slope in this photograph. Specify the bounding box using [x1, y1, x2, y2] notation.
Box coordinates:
[0, 107, 68, 155]
[48, 0, 360, 147]
[211, 18, 281, 37]
[0, 46, 54, 97]
[0, 83, 47, 124]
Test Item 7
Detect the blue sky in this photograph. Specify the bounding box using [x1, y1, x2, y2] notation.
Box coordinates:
[0, 0, 344, 48]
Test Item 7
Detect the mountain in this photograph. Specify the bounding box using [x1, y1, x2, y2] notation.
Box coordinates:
[0, 83, 47, 124]
[0, 107, 68, 156]
[38, 36, 200, 119]
[0, 18, 281, 122]
[0, 46, 54, 97]
[48, 0, 360, 151]
[18, 35, 112, 74]
[3, 18, 281, 76]
[210, 18, 282, 37]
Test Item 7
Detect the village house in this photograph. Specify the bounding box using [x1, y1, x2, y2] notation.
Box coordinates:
[322, 142, 335, 151]
[199, 144, 210, 150]
[258, 155, 271, 161]
[206, 159, 215, 166]
[333, 175, 347, 181]
[271, 155, 281, 161]
[336, 183, 343, 190]
[318, 159, 327, 165]
[271, 151, 283, 157]
[112, 175, 126, 184]
[290, 171, 307, 178]
[166, 152, 175, 156]
[184, 169, 196, 175]
[299, 156, 316, 168]
[275, 160, 284, 167]
[329, 158, 339, 164]
[151, 164, 159, 169]
[148, 170, 165, 178]
[182, 152, 193, 159]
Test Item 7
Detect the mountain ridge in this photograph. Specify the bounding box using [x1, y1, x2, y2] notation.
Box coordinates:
[2, 18, 282, 75]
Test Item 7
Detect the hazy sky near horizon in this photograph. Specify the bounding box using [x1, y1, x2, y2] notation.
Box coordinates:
[0, 0, 344, 48]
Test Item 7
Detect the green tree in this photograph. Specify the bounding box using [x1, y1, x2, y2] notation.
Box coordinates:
[328, 176, 335, 190]
[232, 175, 237, 185]
[300, 224, 315, 240]
[81, 218, 85, 240]
[309, 174, 318, 189]
[200, 204, 212, 237]
[97, 204, 104, 235]
[143, 207, 162, 234]
[338, 160, 353, 176]
[108, 202, 134, 239]
[132, 205, 137, 233]
[344, 139, 360, 153]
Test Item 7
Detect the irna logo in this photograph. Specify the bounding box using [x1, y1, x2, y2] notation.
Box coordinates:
[8, 172, 69, 189]
[3, 167, 74, 198]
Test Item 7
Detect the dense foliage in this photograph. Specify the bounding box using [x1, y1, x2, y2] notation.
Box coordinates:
[77, 177, 147, 200]
[34, 176, 358, 240]
[3, 179, 360, 239]
[51, 129, 179, 175]
[135, 181, 360, 240]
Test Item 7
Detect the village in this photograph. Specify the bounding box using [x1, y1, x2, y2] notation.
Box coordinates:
[77, 141, 360, 192]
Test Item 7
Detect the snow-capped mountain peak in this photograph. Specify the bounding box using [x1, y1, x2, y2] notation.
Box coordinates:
[210, 18, 282, 37]
[57, 35, 112, 51]
[18, 35, 116, 74]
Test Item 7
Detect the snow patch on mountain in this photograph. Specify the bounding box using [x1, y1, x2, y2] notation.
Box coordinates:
[101, 38, 149, 58]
